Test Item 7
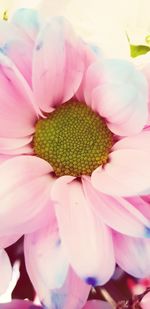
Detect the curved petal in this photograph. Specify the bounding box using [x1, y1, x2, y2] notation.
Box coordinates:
[11, 8, 41, 41]
[91, 149, 150, 197]
[0, 249, 12, 294]
[32, 16, 84, 112]
[83, 300, 112, 309]
[0, 234, 21, 248]
[142, 63, 150, 126]
[1, 40, 33, 87]
[113, 232, 150, 278]
[24, 223, 69, 292]
[0, 53, 39, 138]
[0, 20, 27, 45]
[49, 267, 90, 309]
[51, 176, 115, 286]
[24, 260, 51, 308]
[0, 136, 33, 155]
[83, 177, 150, 237]
[0, 156, 53, 235]
[0, 300, 42, 309]
[113, 129, 150, 152]
[84, 60, 104, 107]
[75, 41, 99, 102]
[141, 292, 150, 309]
[0, 155, 14, 164]
[85, 60, 148, 136]
[0, 20, 33, 86]
[126, 196, 150, 221]
[141, 195, 150, 204]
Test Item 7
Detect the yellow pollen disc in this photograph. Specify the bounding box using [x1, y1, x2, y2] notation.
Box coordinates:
[33, 101, 114, 177]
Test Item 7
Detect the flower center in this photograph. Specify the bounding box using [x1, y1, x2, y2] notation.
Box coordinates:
[33, 101, 113, 177]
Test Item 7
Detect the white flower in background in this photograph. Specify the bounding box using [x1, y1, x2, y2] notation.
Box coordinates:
[63, 0, 130, 59]
[2, 0, 150, 61]
[124, 0, 150, 46]
[123, 0, 150, 68]
[36, 0, 130, 59]
[37, 0, 150, 62]
[37, 0, 70, 18]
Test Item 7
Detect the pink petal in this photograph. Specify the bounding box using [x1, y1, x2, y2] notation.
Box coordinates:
[1, 40, 33, 87]
[24, 222, 68, 308]
[0, 136, 33, 155]
[113, 232, 150, 278]
[142, 63, 150, 126]
[83, 177, 150, 237]
[0, 300, 42, 309]
[84, 61, 104, 106]
[83, 300, 112, 309]
[32, 16, 84, 112]
[126, 196, 150, 221]
[141, 195, 150, 204]
[0, 234, 21, 248]
[0, 53, 39, 138]
[85, 59, 148, 136]
[0, 156, 53, 235]
[51, 176, 115, 285]
[11, 8, 41, 41]
[0, 155, 13, 164]
[113, 129, 150, 152]
[49, 267, 90, 309]
[0, 20, 33, 86]
[23, 263, 50, 308]
[24, 223, 69, 292]
[91, 149, 150, 196]
[0, 249, 12, 294]
[75, 41, 98, 102]
[0, 20, 25, 44]
[141, 292, 150, 309]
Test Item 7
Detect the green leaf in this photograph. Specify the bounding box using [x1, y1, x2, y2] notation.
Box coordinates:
[130, 44, 150, 58]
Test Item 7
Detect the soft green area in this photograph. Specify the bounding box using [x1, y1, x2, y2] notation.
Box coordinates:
[34, 101, 113, 177]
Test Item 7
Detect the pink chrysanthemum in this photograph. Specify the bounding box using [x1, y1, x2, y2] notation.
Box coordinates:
[0, 8, 150, 309]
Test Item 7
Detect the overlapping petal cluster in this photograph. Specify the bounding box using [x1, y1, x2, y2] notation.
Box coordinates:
[0, 299, 111, 309]
[0, 8, 150, 309]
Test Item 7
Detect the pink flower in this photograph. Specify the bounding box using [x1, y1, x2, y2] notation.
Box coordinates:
[83, 300, 111, 309]
[0, 299, 111, 309]
[141, 292, 150, 309]
[0, 299, 42, 309]
[128, 276, 150, 295]
[0, 8, 150, 309]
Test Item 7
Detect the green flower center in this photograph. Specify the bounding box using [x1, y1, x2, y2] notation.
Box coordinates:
[33, 101, 114, 177]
